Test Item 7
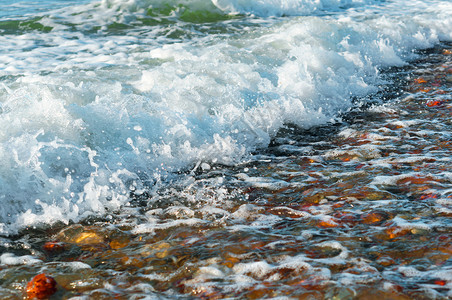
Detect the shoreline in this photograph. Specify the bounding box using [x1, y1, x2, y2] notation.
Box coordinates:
[1, 43, 452, 299]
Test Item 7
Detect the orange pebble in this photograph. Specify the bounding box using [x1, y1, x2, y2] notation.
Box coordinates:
[317, 219, 339, 228]
[426, 100, 444, 107]
[385, 226, 409, 239]
[361, 212, 385, 224]
[109, 238, 129, 249]
[26, 274, 57, 299]
[419, 193, 439, 200]
[396, 175, 434, 185]
[434, 280, 446, 286]
[43, 241, 64, 253]
[413, 77, 427, 84]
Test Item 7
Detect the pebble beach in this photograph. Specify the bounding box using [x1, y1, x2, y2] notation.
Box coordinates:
[0, 0, 451, 298]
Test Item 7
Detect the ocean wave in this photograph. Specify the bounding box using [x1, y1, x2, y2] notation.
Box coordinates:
[212, 0, 381, 16]
[0, 0, 383, 33]
[0, 0, 451, 234]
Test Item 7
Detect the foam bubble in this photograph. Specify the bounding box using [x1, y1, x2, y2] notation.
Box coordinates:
[212, 0, 376, 17]
[0, 253, 42, 266]
[233, 261, 273, 278]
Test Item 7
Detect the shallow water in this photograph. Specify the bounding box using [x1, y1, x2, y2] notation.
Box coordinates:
[1, 0, 452, 233]
[0, 44, 450, 300]
[0, 0, 452, 298]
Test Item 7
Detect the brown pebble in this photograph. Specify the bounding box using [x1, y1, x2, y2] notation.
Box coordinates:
[74, 232, 105, 245]
[43, 241, 65, 253]
[26, 274, 57, 299]
[109, 237, 129, 249]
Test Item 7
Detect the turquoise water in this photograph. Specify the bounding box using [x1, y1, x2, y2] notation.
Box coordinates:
[0, 0, 89, 19]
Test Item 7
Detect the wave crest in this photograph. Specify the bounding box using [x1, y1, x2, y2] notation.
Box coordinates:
[212, 0, 378, 17]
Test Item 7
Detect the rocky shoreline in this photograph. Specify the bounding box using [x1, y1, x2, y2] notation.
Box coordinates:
[1, 44, 451, 299]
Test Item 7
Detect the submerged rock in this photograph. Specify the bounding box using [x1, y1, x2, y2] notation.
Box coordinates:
[26, 274, 57, 299]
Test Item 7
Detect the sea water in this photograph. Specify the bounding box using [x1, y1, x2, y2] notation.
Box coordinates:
[1, 0, 452, 298]
[0, 0, 450, 234]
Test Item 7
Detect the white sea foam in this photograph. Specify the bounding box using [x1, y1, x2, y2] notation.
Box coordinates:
[233, 261, 273, 278]
[0, 0, 451, 233]
[212, 0, 376, 16]
[0, 253, 42, 265]
[131, 218, 205, 235]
